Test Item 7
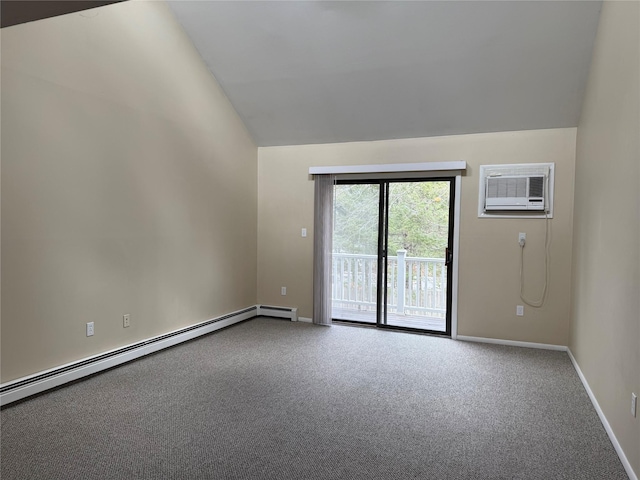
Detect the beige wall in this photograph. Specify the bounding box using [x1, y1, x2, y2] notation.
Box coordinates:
[1, 1, 258, 382]
[570, 1, 640, 476]
[258, 128, 576, 346]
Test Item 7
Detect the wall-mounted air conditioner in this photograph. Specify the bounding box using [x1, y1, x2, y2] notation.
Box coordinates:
[478, 163, 554, 218]
[484, 174, 546, 211]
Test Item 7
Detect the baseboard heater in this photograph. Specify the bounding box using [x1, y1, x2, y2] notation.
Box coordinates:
[0, 306, 258, 406]
[257, 305, 298, 322]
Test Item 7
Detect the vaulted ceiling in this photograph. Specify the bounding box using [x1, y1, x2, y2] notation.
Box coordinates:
[3, 1, 602, 147]
[167, 1, 602, 147]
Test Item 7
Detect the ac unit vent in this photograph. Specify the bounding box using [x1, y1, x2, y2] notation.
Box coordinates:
[529, 176, 544, 198]
[487, 177, 527, 199]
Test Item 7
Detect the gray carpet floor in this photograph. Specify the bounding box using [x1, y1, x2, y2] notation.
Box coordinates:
[1, 317, 628, 479]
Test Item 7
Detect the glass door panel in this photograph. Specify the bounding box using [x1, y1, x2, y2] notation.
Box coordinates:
[384, 181, 451, 332]
[332, 183, 380, 323]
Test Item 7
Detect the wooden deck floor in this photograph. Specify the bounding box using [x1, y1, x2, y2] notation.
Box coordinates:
[332, 307, 446, 332]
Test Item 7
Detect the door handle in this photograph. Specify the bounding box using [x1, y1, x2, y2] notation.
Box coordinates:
[445, 247, 453, 266]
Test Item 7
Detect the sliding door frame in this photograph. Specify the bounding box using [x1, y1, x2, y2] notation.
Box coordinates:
[334, 176, 457, 337]
[376, 181, 389, 330]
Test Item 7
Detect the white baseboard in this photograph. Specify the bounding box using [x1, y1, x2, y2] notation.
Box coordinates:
[567, 348, 638, 480]
[0, 305, 258, 406]
[298, 317, 312, 323]
[456, 335, 568, 351]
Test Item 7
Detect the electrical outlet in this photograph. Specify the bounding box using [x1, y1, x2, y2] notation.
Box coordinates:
[86, 322, 94, 337]
[516, 305, 524, 316]
[281, 287, 287, 296]
[518, 232, 526, 247]
[632, 393, 637, 418]
[123, 314, 130, 328]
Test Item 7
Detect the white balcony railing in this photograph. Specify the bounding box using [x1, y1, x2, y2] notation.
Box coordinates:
[332, 250, 447, 318]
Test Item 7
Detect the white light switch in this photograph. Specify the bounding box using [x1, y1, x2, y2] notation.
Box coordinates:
[301, 228, 307, 237]
[516, 305, 524, 316]
[281, 287, 287, 296]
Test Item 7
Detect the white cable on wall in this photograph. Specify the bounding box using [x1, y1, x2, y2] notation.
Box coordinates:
[519, 213, 550, 307]
[519, 176, 551, 307]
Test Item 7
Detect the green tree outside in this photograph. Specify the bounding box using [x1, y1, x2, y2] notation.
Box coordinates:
[333, 181, 450, 258]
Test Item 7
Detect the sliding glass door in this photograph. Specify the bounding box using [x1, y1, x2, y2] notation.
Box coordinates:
[383, 181, 452, 332]
[332, 179, 454, 335]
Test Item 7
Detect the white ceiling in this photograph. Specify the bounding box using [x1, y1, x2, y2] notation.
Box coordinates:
[167, 1, 602, 147]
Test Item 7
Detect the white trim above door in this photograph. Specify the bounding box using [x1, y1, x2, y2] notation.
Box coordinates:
[309, 161, 467, 175]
